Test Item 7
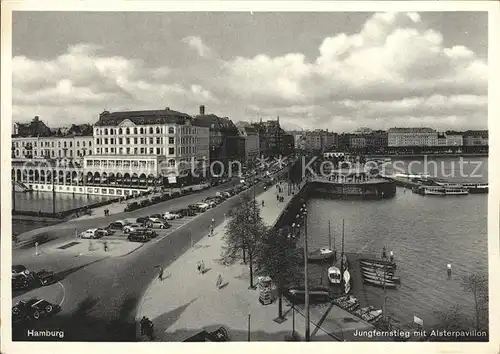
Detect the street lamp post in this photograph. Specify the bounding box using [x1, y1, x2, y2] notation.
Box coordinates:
[247, 313, 251, 342]
[302, 204, 310, 341]
[52, 167, 56, 216]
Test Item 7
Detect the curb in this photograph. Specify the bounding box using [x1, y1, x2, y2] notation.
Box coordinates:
[116, 243, 145, 258]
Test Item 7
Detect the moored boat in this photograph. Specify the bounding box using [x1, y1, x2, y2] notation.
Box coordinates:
[308, 247, 335, 262]
[361, 271, 401, 283]
[353, 306, 383, 322]
[327, 266, 341, 284]
[360, 259, 396, 269]
[363, 276, 398, 289]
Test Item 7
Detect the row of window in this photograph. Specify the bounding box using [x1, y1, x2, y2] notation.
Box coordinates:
[94, 126, 205, 136]
[14, 149, 90, 158]
[94, 145, 200, 156]
[13, 140, 92, 148]
[86, 160, 157, 169]
[95, 136, 205, 146]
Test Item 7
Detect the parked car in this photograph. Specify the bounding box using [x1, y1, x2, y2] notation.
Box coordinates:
[143, 229, 158, 238]
[136, 216, 151, 226]
[163, 211, 181, 220]
[96, 227, 114, 237]
[12, 273, 31, 290]
[139, 199, 152, 207]
[203, 198, 217, 208]
[127, 232, 150, 243]
[124, 202, 140, 212]
[151, 196, 163, 203]
[12, 265, 31, 276]
[175, 208, 195, 217]
[108, 220, 130, 231]
[183, 326, 229, 342]
[33, 270, 57, 286]
[190, 202, 209, 212]
[222, 191, 232, 198]
[169, 209, 185, 218]
[147, 218, 171, 229]
[79, 229, 102, 239]
[12, 298, 61, 322]
[123, 223, 147, 234]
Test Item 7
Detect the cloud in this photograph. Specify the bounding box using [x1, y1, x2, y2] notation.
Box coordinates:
[12, 13, 487, 132]
[182, 36, 214, 58]
[215, 12, 487, 130]
[13, 43, 218, 124]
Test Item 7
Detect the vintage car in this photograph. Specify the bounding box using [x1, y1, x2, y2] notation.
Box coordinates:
[146, 218, 171, 229]
[12, 298, 61, 322]
[163, 211, 181, 220]
[123, 223, 148, 234]
[108, 220, 130, 231]
[12, 273, 31, 290]
[127, 232, 151, 243]
[79, 228, 103, 239]
[124, 202, 140, 212]
[173, 208, 195, 217]
[183, 327, 229, 342]
[33, 270, 57, 286]
[12, 265, 31, 276]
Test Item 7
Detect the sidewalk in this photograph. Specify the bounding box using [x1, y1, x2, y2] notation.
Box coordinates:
[136, 182, 307, 341]
[72, 183, 210, 221]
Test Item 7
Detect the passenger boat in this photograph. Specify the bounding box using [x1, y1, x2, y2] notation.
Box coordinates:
[327, 266, 341, 284]
[361, 270, 401, 283]
[422, 186, 446, 195]
[353, 306, 383, 323]
[308, 247, 335, 262]
[444, 187, 469, 195]
[363, 276, 398, 289]
[461, 182, 488, 194]
[359, 259, 396, 269]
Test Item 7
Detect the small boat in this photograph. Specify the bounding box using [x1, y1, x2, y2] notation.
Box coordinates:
[361, 271, 401, 283]
[327, 266, 341, 284]
[360, 259, 396, 269]
[353, 306, 383, 322]
[363, 277, 398, 289]
[334, 295, 359, 311]
[308, 248, 335, 262]
[287, 288, 331, 305]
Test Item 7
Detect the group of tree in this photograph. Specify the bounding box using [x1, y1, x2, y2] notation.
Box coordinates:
[428, 272, 489, 341]
[222, 193, 303, 319]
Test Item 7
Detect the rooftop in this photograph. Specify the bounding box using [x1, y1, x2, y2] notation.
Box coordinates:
[95, 108, 193, 127]
[388, 127, 436, 133]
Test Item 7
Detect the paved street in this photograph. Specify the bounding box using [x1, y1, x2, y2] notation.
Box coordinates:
[12, 169, 290, 341]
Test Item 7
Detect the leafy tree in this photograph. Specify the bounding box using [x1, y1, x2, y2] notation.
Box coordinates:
[256, 227, 303, 319]
[222, 193, 266, 288]
[461, 272, 488, 331]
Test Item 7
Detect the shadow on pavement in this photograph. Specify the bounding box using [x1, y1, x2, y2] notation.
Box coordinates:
[149, 298, 198, 335]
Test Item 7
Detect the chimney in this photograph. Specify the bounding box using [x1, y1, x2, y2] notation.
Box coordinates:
[199, 105, 205, 115]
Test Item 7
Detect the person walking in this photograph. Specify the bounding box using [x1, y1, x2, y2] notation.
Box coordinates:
[103, 240, 109, 252]
[216, 274, 223, 289]
[140, 316, 147, 335]
[200, 260, 205, 274]
[158, 266, 164, 281]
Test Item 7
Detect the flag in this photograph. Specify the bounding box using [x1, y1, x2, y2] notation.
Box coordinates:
[414, 316, 423, 326]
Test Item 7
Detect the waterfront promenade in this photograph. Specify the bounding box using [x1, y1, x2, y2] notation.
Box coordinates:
[136, 179, 376, 341]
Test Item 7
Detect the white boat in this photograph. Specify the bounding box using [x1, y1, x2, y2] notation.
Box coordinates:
[422, 186, 446, 195]
[353, 306, 383, 322]
[444, 187, 469, 195]
[327, 266, 341, 284]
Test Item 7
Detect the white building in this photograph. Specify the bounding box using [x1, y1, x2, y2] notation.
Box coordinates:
[83, 108, 210, 196]
[12, 135, 93, 161]
[388, 128, 438, 147]
[236, 123, 260, 163]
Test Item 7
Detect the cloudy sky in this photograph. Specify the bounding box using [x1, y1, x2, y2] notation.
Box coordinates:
[12, 11, 488, 132]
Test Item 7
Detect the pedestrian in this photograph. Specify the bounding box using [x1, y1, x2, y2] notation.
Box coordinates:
[382, 247, 387, 260]
[200, 260, 205, 274]
[103, 241, 108, 252]
[216, 274, 223, 289]
[197, 261, 202, 274]
[158, 266, 164, 281]
[140, 316, 147, 335]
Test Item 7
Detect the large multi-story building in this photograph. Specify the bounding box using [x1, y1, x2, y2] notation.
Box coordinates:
[252, 117, 286, 157]
[463, 130, 488, 146]
[236, 122, 260, 165]
[11, 108, 211, 197]
[350, 130, 387, 150]
[83, 108, 210, 196]
[193, 106, 244, 176]
[388, 128, 438, 147]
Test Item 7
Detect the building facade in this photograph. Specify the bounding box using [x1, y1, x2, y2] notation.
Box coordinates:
[463, 130, 488, 146]
[388, 128, 438, 147]
[193, 106, 244, 176]
[236, 123, 260, 165]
